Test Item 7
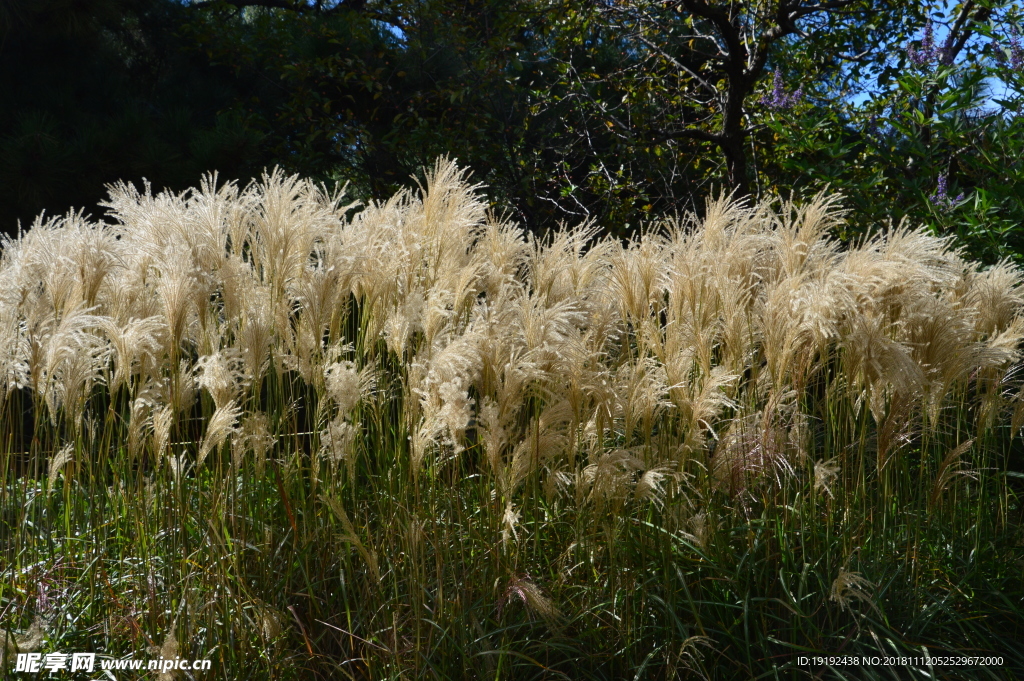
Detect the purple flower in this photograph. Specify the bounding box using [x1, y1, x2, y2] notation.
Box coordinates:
[938, 40, 955, 66]
[907, 21, 953, 67]
[908, 21, 935, 66]
[1010, 25, 1023, 71]
[932, 173, 947, 202]
[929, 174, 965, 213]
[760, 68, 803, 111]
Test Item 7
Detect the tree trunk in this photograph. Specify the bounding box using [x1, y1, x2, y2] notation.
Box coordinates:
[721, 75, 751, 198]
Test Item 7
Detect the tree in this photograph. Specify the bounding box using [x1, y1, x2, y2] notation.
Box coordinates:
[755, 0, 1024, 262]
[0, 0, 269, 236]
[536, 2, 929, 197]
[5, 0, 1021, 262]
[181, 0, 550, 208]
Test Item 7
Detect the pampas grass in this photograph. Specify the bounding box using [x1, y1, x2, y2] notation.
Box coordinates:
[1, 159, 1022, 679]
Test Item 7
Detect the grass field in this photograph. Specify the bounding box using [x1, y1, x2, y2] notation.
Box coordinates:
[2, 160, 1023, 679]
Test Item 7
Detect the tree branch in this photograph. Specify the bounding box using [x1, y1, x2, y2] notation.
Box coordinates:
[191, 0, 379, 18]
[634, 34, 720, 96]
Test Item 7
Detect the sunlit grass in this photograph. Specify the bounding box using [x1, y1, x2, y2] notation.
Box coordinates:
[1, 160, 1022, 679]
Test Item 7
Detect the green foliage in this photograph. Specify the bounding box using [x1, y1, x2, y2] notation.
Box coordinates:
[755, 1, 1024, 264]
[0, 0, 267, 233]
[179, 0, 550, 219]
[4, 0, 1022, 265]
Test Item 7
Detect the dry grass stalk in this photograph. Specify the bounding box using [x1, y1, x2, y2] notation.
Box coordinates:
[0, 158, 1020, 513]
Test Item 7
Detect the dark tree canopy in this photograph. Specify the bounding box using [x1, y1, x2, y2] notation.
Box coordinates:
[2, 0, 1022, 260]
[0, 0, 266, 231]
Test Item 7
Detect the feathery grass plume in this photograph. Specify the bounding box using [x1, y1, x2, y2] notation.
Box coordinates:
[876, 391, 916, 472]
[437, 259, 487, 329]
[606, 234, 667, 323]
[285, 315, 324, 385]
[634, 466, 676, 509]
[100, 316, 164, 393]
[191, 172, 252, 261]
[830, 566, 880, 616]
[217, 254, 256, 328]
[813, 458, 841, 498]
[167, 453, 188, 482]
[472, 286, 544, 406]
[665, 359, 737, 458]
[711, 274, 756, 375]
[679, 511, 714, 550]
[435, 378, 475, 453]
[198, 400, 241, 467]
[48, 443, 74, 487]
[288, 247, 354, 378]
[155, 263, 197, 362]
[30, 302, 104, 397]
[477, 396, 510, 482]
[408, 412, 439, 475]
[235, 411, 275, 474]
[13, 212, 114, 316]
[667, 192, 767, 304]
[841, 312, 924, 424]
[127, 397, 152, 461]
[976, 324, 1024, 431]
[929, 439, 978, 510]
[234, 285, 276, 386]
[513, 291, 586, 362]
[65, 215, 120, 309]
[501, 500, 521, 547]
[542, 464, 574, 503]
[963, 259, 1024, 335]
[498, 575, 562, 629]
[321, 495, 380, 582]
[868, 224, 960, 302]
[165, 359, 198, 416]
[525, 220, 609, 306]
[417, 157, 487, 272]
[154, 630, 179, 681]
[103, 178, 211, 276]
[505, 400, 572, 494]
[916, 313, 1022, 428]
[670, 635, 716, 680]
[410, 331, 483, 458]
[101, 271, 163, 347]
[712, 406, 793, 496]
[383, 289, 426, 358]
[319, 416, 357, 477]
[583, 448, 646, 505]
[477, 218, 528, 297]
[768, 192, 845, 278]
[0, 304, 29, 400]
[758, 271, 839, 391]
[251, 601, 284, 644]
[903, 295, 976, 392]
[324, 360, 375, 416]
[787, 411, 811, 464]
[405, 515, 426, 561]
[1008, 377, 1024, 443]
[615, 357, 673, 444]
[152, 405, 174, 462]
[549, 325, 612, 439]
[41, 313, 109, 429]
[194, 350, 248, 411]
[242, 170, 336, 301]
